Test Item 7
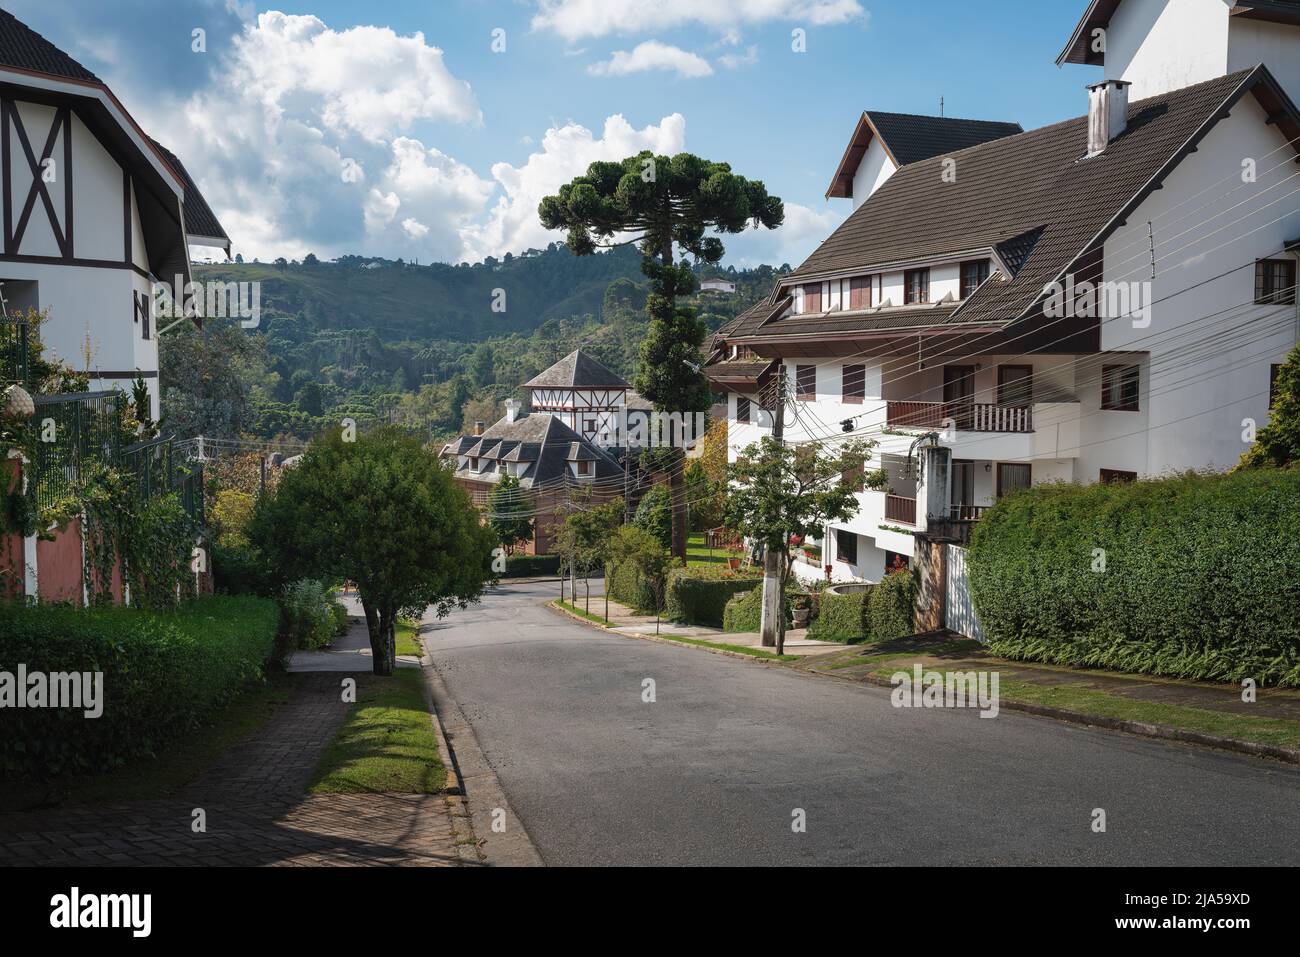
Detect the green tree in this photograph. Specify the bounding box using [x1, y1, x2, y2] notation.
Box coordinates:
[607, 524, 673, 634]
[295, 380, 324, 416]
[488, 475, 533, 554]
[633, 482, 672, 550]
[159, 318, 268, 439]
[723, 438, 884, 655]
[555, 497, 624, 616]
[251, 427, 496, 675]
[1240, 343, 1300, 468]
[469, 342, 495, 388]
[539, 152, 783, 561]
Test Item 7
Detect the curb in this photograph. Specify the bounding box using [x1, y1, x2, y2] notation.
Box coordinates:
[549, 601, 1300, 767]
[846, 669, 1300, 767]
[418, 634, 545, 867]
[547, 600, 792, 668]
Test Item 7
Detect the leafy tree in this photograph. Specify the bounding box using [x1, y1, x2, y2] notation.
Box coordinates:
[159, 318, 268, 439]
[295, 380, 324, 416]
[633, 482, 672, 550]
[539, 151, 783, 561]
[555, 497, 624, 616]
[723, 438, 885, 654]
[488, 474, 533, 554]
[1240, 343, 1300, 468]
[607, 524, 673, 633]
[469, 342, 495, 388]
[251, 427, 496, 675]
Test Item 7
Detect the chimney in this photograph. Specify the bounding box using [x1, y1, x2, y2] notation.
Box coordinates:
[1087, 79, 1130, 157]
[473, 421, 484, 436]
[505, 399, 522, 423]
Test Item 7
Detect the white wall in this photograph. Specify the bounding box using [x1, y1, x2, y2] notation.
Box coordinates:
[851, 138, 896, 209]
[1105, 0, 1230, 100]
[1229, 18, 1300, 105]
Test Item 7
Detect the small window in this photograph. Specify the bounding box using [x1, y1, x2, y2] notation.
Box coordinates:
[470, 458, 479, 471]
[996, 463, 1032, 498]
[904, 268, 930, 305]
[961, 260, 990, 299]
[1255, 259, 1296, 305]
[835, 528, 858, 565]
[736, 396, 751, 423]
[1101, 364, 1140, 411]
[842, 364, 866, 404]
[796, 364, 816, 401]
[997, 365, 1033, 407]
[1100, 469, 1137, 484]
[576, 460, 592, 476]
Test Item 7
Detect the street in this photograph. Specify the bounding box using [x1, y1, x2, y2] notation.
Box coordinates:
[425, 581, 1300, 866]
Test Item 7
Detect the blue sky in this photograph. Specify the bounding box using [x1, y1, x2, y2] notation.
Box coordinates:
[9, 1, 1101, 267]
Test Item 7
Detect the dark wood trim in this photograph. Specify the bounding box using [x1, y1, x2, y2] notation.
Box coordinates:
[89, 370, 157, 379]
[11, 104, 70, 256]
[1100, 363, 1141, 412]
[997, 364, 1034, 406]
[62, 106, 72, 255]
[1, 98, 9, 254]
[0, 250, 152, 280]
[123, 169, 131, 263]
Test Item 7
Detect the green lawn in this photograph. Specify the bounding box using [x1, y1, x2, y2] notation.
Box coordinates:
[0, 673, 295, 811]
[310, 669, 446, 794]
[395, 618, 423, 657]
[555, 599, 612, 626]
[655, 633, 799, 662]
[687, 532, 743, 567]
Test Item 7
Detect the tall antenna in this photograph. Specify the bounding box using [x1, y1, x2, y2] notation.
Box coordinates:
[940, 95, 945, 117]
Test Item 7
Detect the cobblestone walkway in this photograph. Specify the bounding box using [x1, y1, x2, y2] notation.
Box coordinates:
[0, 674, 467, 867]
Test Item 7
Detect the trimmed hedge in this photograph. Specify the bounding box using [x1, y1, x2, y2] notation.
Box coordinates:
[665, 566, 764, 627]
[809, 590, 870, 643]
[722, 585, 805, 633]
[503, 554, 561, 578]
[0, 596, 280, 777]
[606, 559, 659, 613]
[869, 571, 917, 642]
[968, 469, 1300, 686]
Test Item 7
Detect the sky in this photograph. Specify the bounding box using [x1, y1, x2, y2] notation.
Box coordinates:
[7, 0, 1103, 268]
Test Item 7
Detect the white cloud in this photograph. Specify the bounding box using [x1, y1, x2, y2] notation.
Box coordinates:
[402, 218, 430, 239]
[532, 0, 866, 41]
[588, 41, 713, 79]
[461, 113, 687, 263]
[718, 45, 759, 69]
[722, 202, 844, 269]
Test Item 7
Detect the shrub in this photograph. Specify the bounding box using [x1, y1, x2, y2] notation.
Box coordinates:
[503, 554, 561, 578]
[212, 542, 275, 597]
[967, 470, 1300, 686]
[633, 483, 672, 550]
[278, 579, 344, 659]
[0, 596, 279, 777]
[809, 589, 871, 643]
[665, 565, 764, 626]
[721, 584, 802, 633]
[605, 558, 660, 613]
[868, 571, 917, 642]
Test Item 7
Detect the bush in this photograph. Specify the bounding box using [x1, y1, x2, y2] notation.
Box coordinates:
[722, 584, 803, 633]
[606, 558, 660, 613]
[868, 571, 917, 642]
[633, 483, 672, 550]
[810, 589, 871, 643]
[277, 579, 345, 660]
[502, 553, 561, 578]
[0, 596, 279, 777]
[212, 542, 275, 597]
[665, 565, 764, 627]
[967, 470, 1300, 686]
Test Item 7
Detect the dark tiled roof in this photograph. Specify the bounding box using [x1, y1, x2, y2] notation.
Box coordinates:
[0, 9, 99, 82]
[735, 305, 964, 340]
[151, 140, 229, 244]
[784, 70, 1269, 330]
[868, 111, 1024, 166]
[523, 349, 629, 389]
[444, 412, 621, 488]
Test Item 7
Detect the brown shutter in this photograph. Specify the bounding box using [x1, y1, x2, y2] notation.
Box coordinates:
[804, 284, 822, 313]
[850, 277, 871, 310]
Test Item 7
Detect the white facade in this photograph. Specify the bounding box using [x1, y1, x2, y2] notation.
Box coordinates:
[850, 138, 897, 210]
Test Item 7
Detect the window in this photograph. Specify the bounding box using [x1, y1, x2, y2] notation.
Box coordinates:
[576, 459, 592, 476]
[904, 268, 930, 305]
[1101, 364, 1140, 411]
[842, 364, 866, 404]
[1271, 363, 1283, 409]
[997, 365, 1033, 407]
[736, 396, 751, 423]
[470, 457, 479, 471]
[996, 463, 1032, 498]
[1255, 259, 1296, 305]
[850, 277, 872, 310]
[835, 528, 858, 565]
[961, 260, 990, 299]
[1100, 469, 1137, 484]
[796, 364, 816, 401]
[803, 283, 822, 314]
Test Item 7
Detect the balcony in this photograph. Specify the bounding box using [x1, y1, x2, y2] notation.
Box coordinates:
[949, 504, 990, 521]
[886, 401, 1033, 433]
[884, 494, 917, 526]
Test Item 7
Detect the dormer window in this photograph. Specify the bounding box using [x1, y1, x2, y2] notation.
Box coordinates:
[575, 460, 592, 477]
[905, 268, 930, 305]
[961, 260, 990, 299]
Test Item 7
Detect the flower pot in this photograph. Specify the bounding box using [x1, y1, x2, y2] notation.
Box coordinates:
[792, 607, 810, 627]
[728, 558, 741, 570]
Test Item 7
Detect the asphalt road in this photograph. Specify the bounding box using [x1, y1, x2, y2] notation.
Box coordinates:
[425, 581, 1300, 866]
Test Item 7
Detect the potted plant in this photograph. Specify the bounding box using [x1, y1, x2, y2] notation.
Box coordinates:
[791, 594, 811, 627]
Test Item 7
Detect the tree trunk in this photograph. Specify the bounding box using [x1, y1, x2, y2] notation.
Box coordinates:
[776, 548, 791, 657]
[363, 600, 395, 676]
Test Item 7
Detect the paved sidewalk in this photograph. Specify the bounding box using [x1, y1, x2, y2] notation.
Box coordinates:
[0, 672, 467, 867]
[288, 597, 422, 672]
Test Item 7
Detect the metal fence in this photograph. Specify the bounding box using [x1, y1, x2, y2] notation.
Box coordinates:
[1, 317, 29, 388]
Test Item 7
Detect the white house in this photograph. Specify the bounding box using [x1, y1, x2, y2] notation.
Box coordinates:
[709, 0, 1300, 585]
[700, 277, 737, 294]
[0, 11, 228, 417]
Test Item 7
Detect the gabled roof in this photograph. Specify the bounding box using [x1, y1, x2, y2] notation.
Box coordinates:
[754, 67, 1300, 340]
[1058, 0, 1300, 66]
[444, 412, 622, 488]
[0, 10, 99, 83]
[150, 140, 230, 251]
[826, 110, 1023, 199]
[522, 349, 630, 389]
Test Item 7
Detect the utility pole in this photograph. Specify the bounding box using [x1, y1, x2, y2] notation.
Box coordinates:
[759, 364, 786, 648]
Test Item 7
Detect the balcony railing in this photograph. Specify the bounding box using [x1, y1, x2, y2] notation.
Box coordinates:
[949, 504, 990, 522]
[884, 494, 917, 526]
[886, 401, 1033, 433]
[2, 317, 30, 388]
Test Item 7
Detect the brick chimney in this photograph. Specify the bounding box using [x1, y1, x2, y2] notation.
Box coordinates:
[1087, 79, 1130, 158]
[473, 421, 484, 436]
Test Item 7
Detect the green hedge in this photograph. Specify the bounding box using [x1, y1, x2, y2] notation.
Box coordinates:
[503, 554, 561, 578]
[869, 571, 917, 642]
[968, 470, 1300, 686]
[665, 566, 764, 627]
[0, 596, 280, 777]
[722, 585, 808, 633]
[809, 590, 870, 643]
[606, 559, 659, 613]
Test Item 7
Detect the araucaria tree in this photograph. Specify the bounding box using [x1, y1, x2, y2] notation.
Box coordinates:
[488, 474, 533, 554]
[724, 438, 885, 655]
[539, 152, 784, 561]
[252, 427, 497, 675]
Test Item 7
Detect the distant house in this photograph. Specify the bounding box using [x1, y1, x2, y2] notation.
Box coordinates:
[824, 110, 1023, 209]
[0, 10, 228, 417]
[699, 277, 737, 294]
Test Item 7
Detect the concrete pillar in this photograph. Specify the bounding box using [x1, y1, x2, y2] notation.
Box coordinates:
[916, 443, 952, 533]
[913, 535, 946, 634]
